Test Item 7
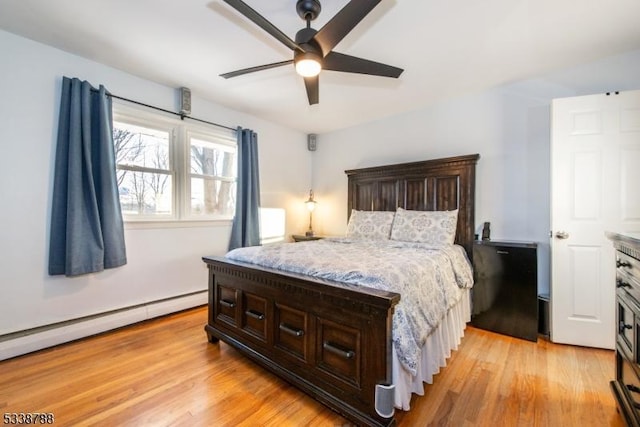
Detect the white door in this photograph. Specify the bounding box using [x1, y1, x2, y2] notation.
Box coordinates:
[551, 90, 640, 349]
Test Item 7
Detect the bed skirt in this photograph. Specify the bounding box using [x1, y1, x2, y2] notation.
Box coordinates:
[393, 289, 471, 410]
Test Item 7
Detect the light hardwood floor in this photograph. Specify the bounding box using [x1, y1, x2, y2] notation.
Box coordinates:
[0, 306, 624, 426]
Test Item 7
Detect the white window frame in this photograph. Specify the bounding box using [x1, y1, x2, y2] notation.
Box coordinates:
[112, 101, 237, 226]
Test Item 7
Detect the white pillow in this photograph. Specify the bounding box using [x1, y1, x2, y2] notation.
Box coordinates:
[346, 210, 395, 240]
[390, 208, 458, 245]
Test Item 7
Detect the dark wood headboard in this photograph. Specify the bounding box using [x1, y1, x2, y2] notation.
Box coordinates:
[345, 154, 480, 257]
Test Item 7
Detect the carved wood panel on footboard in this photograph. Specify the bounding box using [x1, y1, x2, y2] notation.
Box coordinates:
[203, 257, 400, 427]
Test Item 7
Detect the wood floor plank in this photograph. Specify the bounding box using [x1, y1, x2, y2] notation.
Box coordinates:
[0, 307, 624, 426]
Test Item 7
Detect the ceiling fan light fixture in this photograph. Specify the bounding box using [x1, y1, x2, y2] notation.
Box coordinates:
[295, 52, 322, 77]
[221, 0, 403, 105]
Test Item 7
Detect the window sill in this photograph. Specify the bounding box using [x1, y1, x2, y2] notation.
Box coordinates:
[123, 218, 233, 230]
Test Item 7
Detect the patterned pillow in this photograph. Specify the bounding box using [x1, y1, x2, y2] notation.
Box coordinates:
[346, 210, 395, 240]
[390, 208, 458, 245]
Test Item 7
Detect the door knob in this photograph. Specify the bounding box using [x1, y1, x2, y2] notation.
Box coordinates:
[555, 231, 570, 239]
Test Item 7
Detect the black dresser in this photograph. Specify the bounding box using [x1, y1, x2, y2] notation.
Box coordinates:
[471, 240, 538, 341]
[607, 232, 640, 427]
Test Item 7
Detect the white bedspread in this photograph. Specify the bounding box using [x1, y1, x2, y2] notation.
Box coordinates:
[225, 238, 473, 375]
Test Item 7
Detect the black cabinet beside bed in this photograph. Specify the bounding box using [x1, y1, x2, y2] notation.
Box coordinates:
[471, 240, 538, 341]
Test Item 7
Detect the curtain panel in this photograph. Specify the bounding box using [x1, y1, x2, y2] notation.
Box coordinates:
[229, 128, 261, 250]
[48, 77, 127, 276]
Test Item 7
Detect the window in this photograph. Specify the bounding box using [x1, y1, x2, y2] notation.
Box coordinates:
[112, 102, 237, 222]
[113, 121, 173, 217]
[188, 133, 236, 217]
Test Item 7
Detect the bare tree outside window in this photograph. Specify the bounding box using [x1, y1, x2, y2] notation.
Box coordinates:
[113, 121, 172, 216]
[190, 137, 236, 216]
[113, 128, 139, 187]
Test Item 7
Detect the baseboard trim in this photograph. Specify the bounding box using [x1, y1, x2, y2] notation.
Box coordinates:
[0, 291, 207, 361]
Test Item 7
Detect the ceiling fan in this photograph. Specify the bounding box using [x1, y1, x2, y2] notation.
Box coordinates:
[220, 0, 404, 105]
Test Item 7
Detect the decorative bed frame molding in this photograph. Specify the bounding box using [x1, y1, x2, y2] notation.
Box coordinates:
[203, 154, 479, 426]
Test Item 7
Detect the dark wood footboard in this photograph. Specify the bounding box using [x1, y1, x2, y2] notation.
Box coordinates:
[203, 256, 400, 427]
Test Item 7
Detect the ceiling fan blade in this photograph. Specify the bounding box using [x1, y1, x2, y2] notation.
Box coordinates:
[223, 0, 303, 52]
[220, 60, 293, 79]
[313, 0, 381, 55]
[323, 52, 403, 78]
[303, 76, 319, 105]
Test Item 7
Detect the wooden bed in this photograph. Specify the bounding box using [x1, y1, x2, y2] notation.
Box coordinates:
[203, 154, 479, 426]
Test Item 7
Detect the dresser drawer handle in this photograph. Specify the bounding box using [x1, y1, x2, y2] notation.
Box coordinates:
[627, 384, 640, 394]
[245, 309, 265, 320]
[220, 299, 236, 309]
[617, 279, 632, 289]
[619, 321, 633, 333]
[323, 341, 355, 359]
[279, 323, 304, 337]
[617, 259, 632, 269]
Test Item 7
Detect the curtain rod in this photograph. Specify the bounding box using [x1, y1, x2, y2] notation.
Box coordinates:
[90, 88, 237, 132]
[109, 93, 237, 132]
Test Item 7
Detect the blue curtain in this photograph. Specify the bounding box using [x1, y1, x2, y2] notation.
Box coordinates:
[228, 128, 261, 250]
[48, 77, 127, 276]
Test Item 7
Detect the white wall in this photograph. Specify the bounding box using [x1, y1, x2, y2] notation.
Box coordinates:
[0, 29, 310, 337]
[3, 25, 640, 344]
[311, 49, 640, 296]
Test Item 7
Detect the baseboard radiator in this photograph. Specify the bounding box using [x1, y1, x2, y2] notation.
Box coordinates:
[0, 290, 207, 361]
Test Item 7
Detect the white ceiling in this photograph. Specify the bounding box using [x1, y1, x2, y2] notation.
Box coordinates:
[1, 0, 640, 134]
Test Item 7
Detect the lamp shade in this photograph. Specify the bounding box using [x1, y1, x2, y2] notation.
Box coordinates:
[305, 189, 317, 212]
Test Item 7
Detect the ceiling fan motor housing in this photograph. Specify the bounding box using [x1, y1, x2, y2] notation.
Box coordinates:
[296, 0, 321, 21]
[296, 27, 320, 50]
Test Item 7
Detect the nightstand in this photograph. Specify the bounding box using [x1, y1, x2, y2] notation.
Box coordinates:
[292, 234, 324, 242]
